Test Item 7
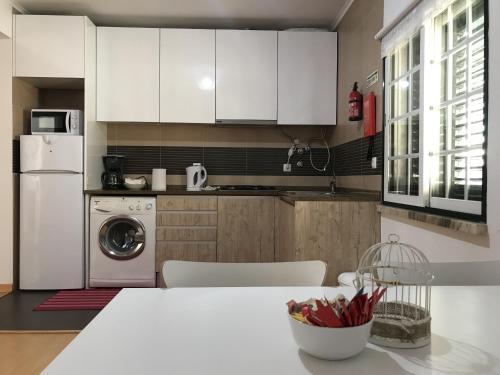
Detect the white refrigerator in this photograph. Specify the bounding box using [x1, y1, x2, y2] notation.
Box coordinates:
[20, 135, 84, 289]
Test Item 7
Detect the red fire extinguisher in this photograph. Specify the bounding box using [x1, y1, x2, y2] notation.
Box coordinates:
[349, 82, 363, 121]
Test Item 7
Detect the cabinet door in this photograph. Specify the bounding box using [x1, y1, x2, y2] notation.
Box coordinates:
[216, 30, 277, 123]
[97, 27, 159, 122]
[278, 31, 337, 125]
[160, 29, 215, 123]
[0, 0, 12, 39]
[217, 196, 275, 262]
[14, 15, 85, 78]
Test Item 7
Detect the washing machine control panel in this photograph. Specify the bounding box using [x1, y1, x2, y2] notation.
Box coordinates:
[92, 197, 156, 215]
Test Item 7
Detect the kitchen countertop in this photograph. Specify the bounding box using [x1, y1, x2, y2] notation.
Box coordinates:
[84, 186, 380, 204]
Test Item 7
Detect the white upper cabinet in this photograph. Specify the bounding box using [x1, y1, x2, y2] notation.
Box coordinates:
[216, 30, 277, 123]
[278, 31, 337, 125]
[97, 27, 159, 122]
[14, 15, 85, 78]
[0, 0, 12, 39]
[160, 29, 215, 124]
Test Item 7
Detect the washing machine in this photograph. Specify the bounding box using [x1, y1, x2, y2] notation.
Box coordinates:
[90, 196, 156, 287]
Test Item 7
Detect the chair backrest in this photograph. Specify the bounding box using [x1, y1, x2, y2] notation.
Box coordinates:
[162, 260, 327, 288]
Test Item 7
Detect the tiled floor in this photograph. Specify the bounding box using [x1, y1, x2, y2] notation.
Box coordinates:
[0, 291, 99, 331]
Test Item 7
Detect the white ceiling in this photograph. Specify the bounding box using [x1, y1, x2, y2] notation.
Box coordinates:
[15, 0, 351, 30]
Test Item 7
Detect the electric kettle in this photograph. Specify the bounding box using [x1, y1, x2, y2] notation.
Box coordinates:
[186, 163, 207, 191]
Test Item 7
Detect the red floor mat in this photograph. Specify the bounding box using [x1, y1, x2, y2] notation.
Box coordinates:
[33, 289, 121, 311]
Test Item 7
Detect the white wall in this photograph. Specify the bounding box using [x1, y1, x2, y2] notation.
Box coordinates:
[383, 0, 415, 27]
[382, 0, 500, 265]
[0, 36, 13, 284]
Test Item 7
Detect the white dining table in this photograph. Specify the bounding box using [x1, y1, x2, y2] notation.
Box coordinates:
[43, 286, 500, 375]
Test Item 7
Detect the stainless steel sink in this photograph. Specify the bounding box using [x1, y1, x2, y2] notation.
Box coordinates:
[283, 190, 335, 197]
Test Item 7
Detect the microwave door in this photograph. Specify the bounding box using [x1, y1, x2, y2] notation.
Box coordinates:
[32, 111, 67, 134]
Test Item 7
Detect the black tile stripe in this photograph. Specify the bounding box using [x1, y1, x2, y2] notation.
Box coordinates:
[13, 139, 20, 174]
[104, 132, 383, 177]
[333, 132, 383, 176]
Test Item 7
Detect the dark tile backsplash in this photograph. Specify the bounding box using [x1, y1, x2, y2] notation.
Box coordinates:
[12, 132, 383, 177]
[111, 145, 332, 176]
[333, 131, 383, 176]
[107, 131, 382, 177]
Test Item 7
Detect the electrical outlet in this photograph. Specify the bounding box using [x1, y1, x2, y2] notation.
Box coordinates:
[371, 157, 377, 169]
[283, 163, 292, 173]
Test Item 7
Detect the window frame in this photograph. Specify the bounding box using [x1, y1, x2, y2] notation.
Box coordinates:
[382, 0, 489, 222]
[383, 29, 426, 208]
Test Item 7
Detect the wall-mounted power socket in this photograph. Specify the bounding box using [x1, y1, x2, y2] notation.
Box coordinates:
[283, 163, 292, 173]
[371, 157, 377, 169]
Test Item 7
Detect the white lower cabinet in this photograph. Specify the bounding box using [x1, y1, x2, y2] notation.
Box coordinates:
[160, 29, 215, 124]
[97, 27, 160, 122]
[278, 31, 337, 125]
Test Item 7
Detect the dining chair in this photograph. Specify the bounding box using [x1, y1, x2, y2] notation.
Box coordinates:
[161, 260, 327, 288]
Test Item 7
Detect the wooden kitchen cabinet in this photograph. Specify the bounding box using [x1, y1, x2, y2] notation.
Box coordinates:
[97, 27, 159, 122]
[292, 200, 380, 285]
[160, 29, 215, 123]
[156, 196, 217, 271]
[278, 31, 337, 125]
[215, 30, 277, 123]
[217, 196, 275, 262]
[274, 198, 296, 262]
[14, 15, 86, 78]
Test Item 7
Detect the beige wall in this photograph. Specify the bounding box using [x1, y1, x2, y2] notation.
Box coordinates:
[333, 0, 384, 191]
[0, 37, 13, 285]
[12, 78, 39, 138]
[108, 123, 331, 148]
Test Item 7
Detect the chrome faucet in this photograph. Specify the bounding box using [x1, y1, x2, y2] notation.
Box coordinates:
[329, 178, 336, 196]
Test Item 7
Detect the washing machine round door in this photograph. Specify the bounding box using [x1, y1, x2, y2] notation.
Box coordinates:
[98, 216, 146, 260]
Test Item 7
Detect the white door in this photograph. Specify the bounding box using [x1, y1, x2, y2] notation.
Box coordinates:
[14, 15, 85, 78]
[160, 29, 215, 123]
[97, 27, 160, 122]
[216, 30, 277, 123]
[20, 135, 83, 173]
[20, 173, 84, 289]
[278, 31, 337, 125]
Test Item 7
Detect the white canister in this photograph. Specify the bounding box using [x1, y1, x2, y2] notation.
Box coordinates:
[152, 168, 167, 191]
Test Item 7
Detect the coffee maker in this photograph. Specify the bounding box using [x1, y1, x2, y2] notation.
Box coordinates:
[101, 155, 125, 189]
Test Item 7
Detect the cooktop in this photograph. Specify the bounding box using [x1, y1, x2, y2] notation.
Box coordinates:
[219, 185, 277, 191]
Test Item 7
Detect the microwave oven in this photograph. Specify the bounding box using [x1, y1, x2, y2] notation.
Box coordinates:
[31, 109, 83, 135]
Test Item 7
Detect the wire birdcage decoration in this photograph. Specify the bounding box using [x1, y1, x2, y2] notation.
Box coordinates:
[355, 234, 434, 348]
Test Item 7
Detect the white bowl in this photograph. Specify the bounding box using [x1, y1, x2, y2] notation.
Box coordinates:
[288, 314, 373, 360]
